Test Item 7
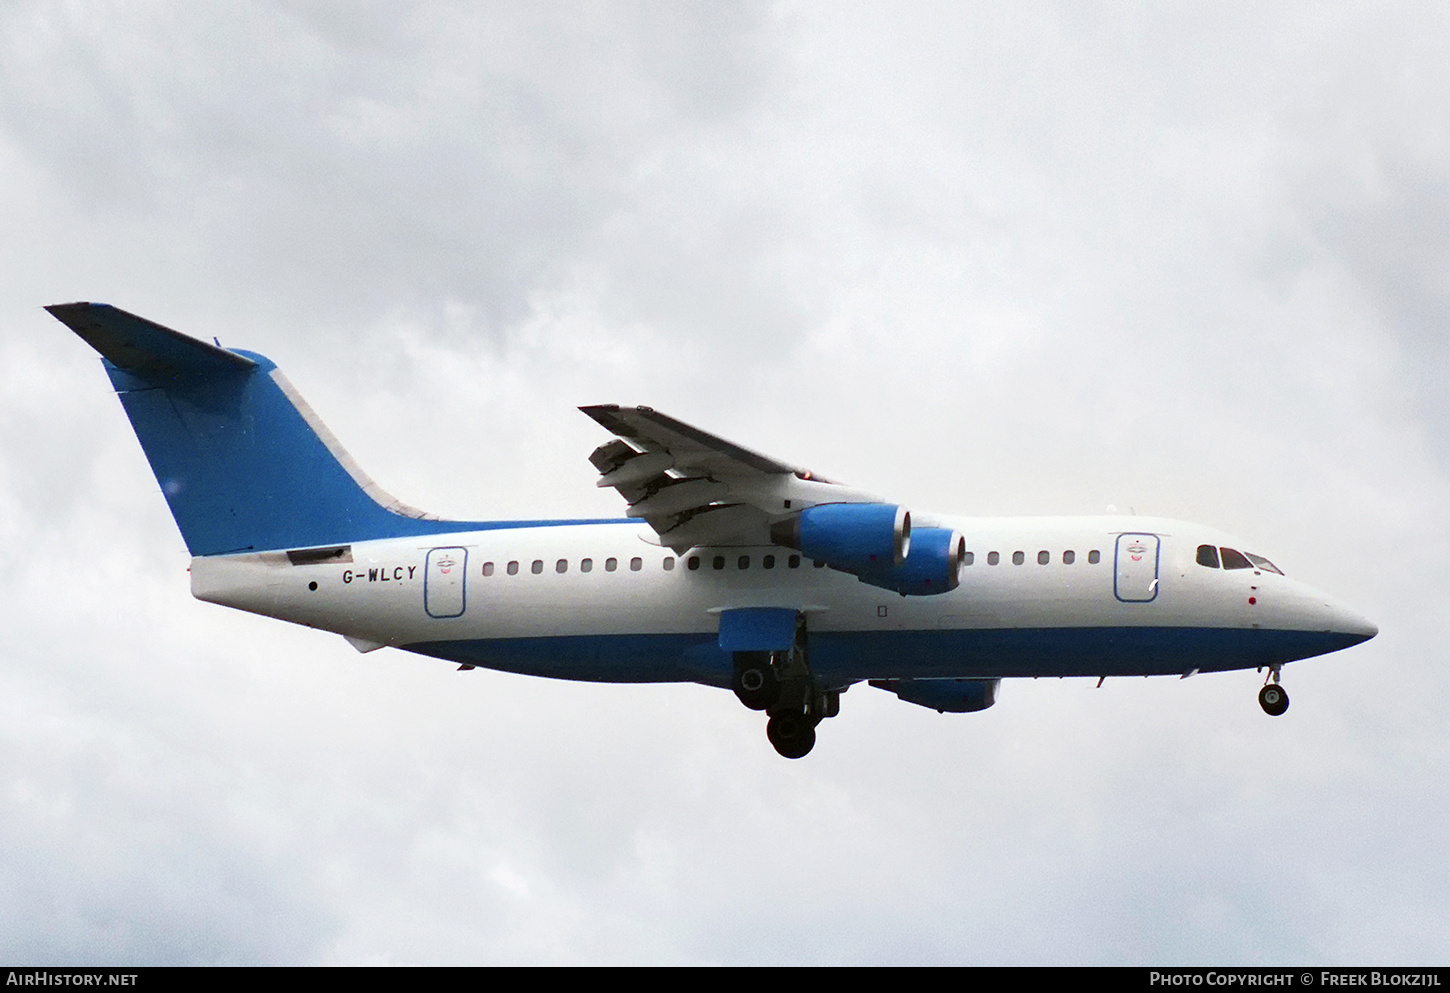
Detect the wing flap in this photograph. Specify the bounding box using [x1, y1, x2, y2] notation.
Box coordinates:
[596, 449, 676, 489]
[625, 477, 728, 518]
[657, 504, 769, 551]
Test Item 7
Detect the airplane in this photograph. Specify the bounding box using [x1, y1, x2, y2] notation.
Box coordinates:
[47, 302, 1378, 758]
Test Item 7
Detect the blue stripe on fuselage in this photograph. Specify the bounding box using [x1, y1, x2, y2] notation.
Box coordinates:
[401, 625, 1372, 687]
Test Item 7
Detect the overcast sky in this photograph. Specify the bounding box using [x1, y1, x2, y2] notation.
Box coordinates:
[1, 1, 1446, 965]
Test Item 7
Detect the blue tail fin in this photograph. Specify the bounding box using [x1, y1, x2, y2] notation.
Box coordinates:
[49, 302, 468, 556]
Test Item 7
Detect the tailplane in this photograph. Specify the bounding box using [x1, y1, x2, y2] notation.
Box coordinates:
[48, 303, 466, 556]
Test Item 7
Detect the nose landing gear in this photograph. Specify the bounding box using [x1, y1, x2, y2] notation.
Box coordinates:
[1258, 666, 1289, 716]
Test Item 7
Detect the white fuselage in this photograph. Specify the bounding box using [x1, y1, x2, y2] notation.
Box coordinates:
[190, 514, 1376, 689]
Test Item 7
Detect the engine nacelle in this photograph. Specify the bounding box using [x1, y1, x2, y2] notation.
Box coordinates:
[870, 678, 1000, 713]
[770, 503, 910, 573]
[857, 526, 966, 596]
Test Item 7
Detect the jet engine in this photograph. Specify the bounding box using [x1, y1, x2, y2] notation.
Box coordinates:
[770, 503, 910, 573]
[857, 526, 966, 596]
[770, 503, 964, 596]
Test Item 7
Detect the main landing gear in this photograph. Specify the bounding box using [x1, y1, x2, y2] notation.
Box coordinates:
[732, 616, 840, 759]
[1258, 666, 1289, 717]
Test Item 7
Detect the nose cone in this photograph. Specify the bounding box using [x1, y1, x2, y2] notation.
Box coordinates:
[1277, 581, 1378, 659]
[1333, 605, 1378, 645]
[1309, 594, 1378, 652]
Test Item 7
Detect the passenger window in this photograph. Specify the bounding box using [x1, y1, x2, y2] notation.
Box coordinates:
[788, 555, 801, 568]
[1063, 550, 1075, 565]
[580, 558, 593, 573]
[605, 557, 618, 572]
[662, 557, 675, 571]
[1012, 551, 1025, 565]
[1220, 547, 1252, 570]
[987, 551, 1000, 565]
[531, 560, 543, 575]
[1037, 550, 1050, 565]
[814, 560, 826, 568]
[763, 555, 776, 569]
[630, 557, 642, 571]
[687, 556, 701, 571]
[555, 559, 567, 574]
[482, 561, 495, 577]
[738, 556, 749, 570]
[963, 551, 974, 566]
[1196, 544, 1220, 568]
[1088, 550, 1101, 564]
[507, 560, 519, 576]
[712, 556, 725, 570]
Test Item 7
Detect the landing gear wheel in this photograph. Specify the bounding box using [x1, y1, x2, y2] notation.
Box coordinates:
[1258, 683, 1289, 717]
[766, 714, 816, 759]
[732, 654, 781, 711]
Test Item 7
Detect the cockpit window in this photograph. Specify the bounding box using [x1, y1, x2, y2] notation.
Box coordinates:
[1196, 544, 1220, 568]
[1220, 547, 1252, 570]
[1244, 552, 1283, 575]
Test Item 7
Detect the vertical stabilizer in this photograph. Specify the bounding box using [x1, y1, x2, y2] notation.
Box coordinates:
[48, 302, 463, 556]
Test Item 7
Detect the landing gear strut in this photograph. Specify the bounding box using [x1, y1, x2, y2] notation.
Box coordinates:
[1258, 666, 1289, 716]
[733, 614, 839, 759]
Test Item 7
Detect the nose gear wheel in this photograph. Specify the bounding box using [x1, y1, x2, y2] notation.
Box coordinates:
[1258, 666, 1289, 716]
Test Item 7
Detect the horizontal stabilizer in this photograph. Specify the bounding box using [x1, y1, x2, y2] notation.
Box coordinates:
[45, 302, 254, 381]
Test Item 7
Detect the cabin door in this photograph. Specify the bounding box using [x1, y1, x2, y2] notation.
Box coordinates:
[425, 546, 468, 618]
[1114, 533, 1160, 603]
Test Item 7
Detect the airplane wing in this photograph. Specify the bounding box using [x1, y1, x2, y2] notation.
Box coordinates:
[580, 405, 882, 552]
